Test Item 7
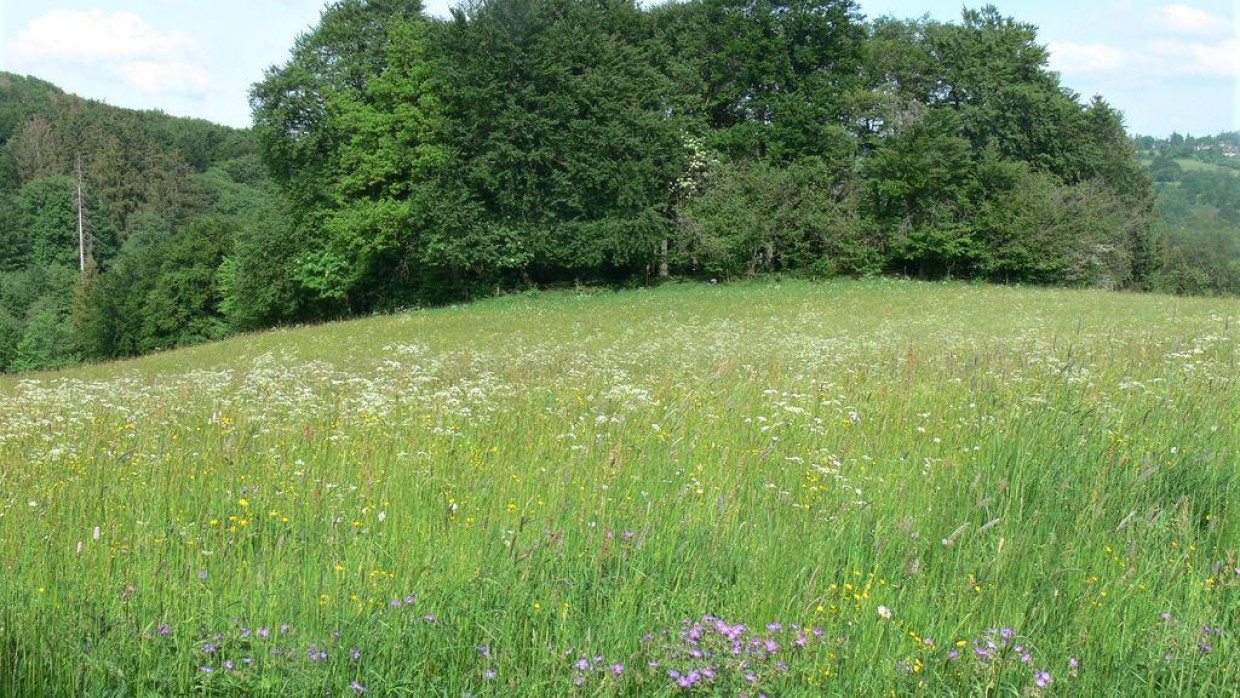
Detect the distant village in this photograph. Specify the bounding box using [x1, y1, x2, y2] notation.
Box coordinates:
[1136, 132, 1240, 161]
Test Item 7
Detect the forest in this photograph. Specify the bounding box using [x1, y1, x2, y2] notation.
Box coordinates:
[0, 0, 1237, 372]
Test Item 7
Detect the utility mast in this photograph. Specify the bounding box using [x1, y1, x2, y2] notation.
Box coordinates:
[74, 153, 93, 271]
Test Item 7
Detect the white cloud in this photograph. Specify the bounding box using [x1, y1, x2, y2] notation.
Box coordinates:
[116, 61, 213, 95]
[8, 9, 194, 63]
[1155, 4, 1229, 37]
[1047, 41, 1131, 74]
[1150, 38, 1240, 77]
[4, 9, 212, 97]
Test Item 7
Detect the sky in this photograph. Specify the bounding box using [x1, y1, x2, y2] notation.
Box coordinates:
[1, 0, 1236, 136]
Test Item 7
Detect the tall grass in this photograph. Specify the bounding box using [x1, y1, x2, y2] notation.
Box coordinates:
[1, 279, 1237, 696]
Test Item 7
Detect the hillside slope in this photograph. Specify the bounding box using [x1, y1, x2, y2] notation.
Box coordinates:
[2, 280, 1237, 695]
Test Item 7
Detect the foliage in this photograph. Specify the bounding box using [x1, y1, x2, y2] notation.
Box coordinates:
[4, 1, 1238, 372]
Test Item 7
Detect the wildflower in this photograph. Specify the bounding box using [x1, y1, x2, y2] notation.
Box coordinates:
[610, 662, 624, 675]
[200, 665, 214, 673]
[1034, 670, 1052, 688]
[877, 605, 892, 620]
[223, 660, 234, 670]
[483, 669, 497, 679]
[476, 645, 490, 657]
[351, 647, 362, 660]
[198, 570, 208, 580]
[201, 642, 218, 654]
[350, 680, 366, 693]
[158, 624, 172, 635]
[258, 626, 269, 638]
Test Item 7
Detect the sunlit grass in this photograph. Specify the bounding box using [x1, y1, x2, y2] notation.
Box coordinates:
[1, 279, 1237, 696]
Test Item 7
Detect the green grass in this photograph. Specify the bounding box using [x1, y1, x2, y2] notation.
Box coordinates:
[1173, 159, 1240, 175]
[1, 279, 1237, 696]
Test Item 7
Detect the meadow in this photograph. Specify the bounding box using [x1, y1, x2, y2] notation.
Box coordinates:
[0, 279, 1236, 696]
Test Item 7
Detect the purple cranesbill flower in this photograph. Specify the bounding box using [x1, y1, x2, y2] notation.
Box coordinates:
[484, 669, 497, 679]
[424, 614, 437, 623]
[258, 626, 269, 638]
[200, 665, 214, 673]
[1000, 627, 1014, 640]
[390, 598, 403, 607]
[576, 658, 590, 671]
[1034, 670, 1052, 687]
[242, 656, 253, 664]
[350, 679, 366, 693]
[223, 660, 234, 670]
[573, 676, 585, 687]
[198, 570, 208, 580]
[1161, 612, 1173, 621]
[948, 649, 959, 660]
[404, 594, 416, 604]
[1069, 657, 1080, 668]
[476, 645, 490, 657]
[1021, 653, 1033, 664]
[201, 642, 218, 654]
[1198, 641, 1213, 653]
[279, 623, 290, 634]
[157, 624, 172, 635]
[240, 627, 251, 637]
[610, 662, 624, 675]
[351, 647, 362, 661]
[767, 622, 782, 631]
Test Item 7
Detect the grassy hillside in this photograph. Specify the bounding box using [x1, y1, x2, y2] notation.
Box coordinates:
[1, 279, 1237, 696]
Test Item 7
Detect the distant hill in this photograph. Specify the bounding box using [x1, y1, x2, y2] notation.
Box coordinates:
[0, 71, 278, 372]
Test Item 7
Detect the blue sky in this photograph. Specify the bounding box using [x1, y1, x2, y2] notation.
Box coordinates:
[1, 0, 1236, 136]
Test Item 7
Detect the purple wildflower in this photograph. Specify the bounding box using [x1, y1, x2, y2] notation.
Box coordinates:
[200, 665, 214, 673]
[610, 662, 624, 675]
[351, 647, 362, 661]
[484, 669, 497, 679]
[201, 642, 218, 654]
[198, 570, 208, 580]
[157, 624, 172, 635]
[350, 679, 366, 693]
[1034, 670, 1052, 688]
[258, 626, 269, 638]
[223, 660, 234, 670]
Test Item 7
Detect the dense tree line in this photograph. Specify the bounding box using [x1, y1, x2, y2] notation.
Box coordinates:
[0, 73, 272, 370]
[246, 0, 1157, 314]
[0, 0, 1235, 372]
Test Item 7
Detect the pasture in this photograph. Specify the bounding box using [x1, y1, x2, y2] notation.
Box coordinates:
[0, 279, 1237, 696]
